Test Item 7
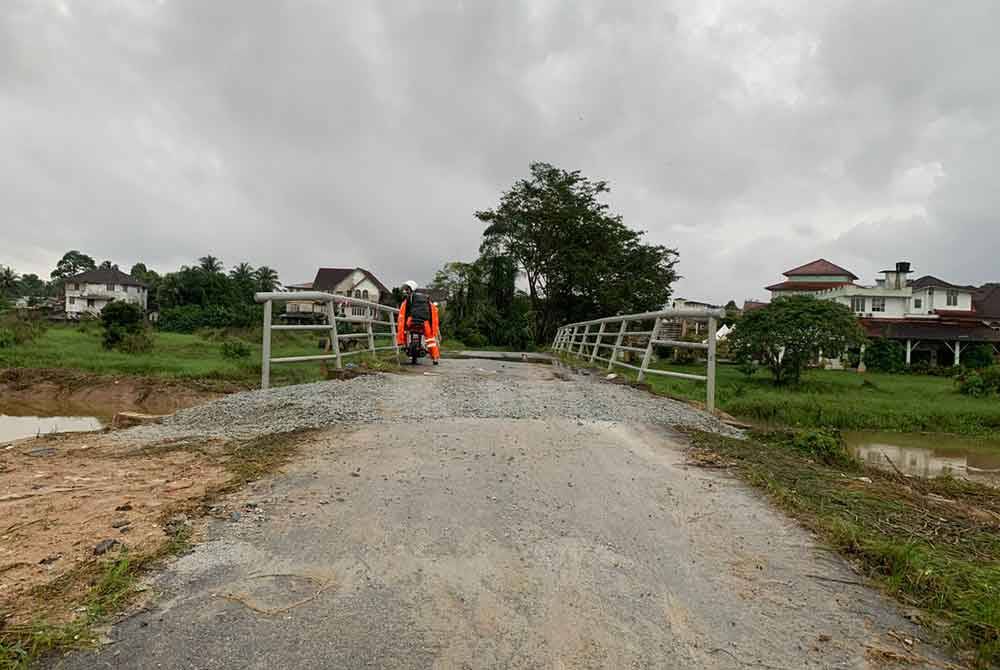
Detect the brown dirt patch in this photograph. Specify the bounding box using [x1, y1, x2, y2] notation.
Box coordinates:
[0, 368, 239, 419]
[0, 430, 230, 625]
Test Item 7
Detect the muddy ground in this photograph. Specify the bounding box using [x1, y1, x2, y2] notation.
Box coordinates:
[0, 429, 231, 625]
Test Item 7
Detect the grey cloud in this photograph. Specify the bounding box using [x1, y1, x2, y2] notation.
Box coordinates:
[2, 0, 999, 300]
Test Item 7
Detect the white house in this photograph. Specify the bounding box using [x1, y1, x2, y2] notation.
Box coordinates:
[284, 267, 389, 320]
[764, 259, 998, 366]
[64, 268, 148, 318]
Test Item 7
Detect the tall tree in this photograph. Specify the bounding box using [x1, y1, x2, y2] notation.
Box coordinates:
[0, 266, 19, 296]
[254, 266, 280, 292]
[476, 162, 678, 342]
[18, 273, 46, 296]
[229, 262, 256, 283]
[98, 260, 119, 271]
[198, 255, 224, 273]
[50, 250, 96, 280]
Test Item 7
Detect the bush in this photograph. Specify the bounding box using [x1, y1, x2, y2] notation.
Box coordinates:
[100, 301, 146, 350]
[962, 344, 996, 370]
[863, 338, 905, 373]
[0, 327, 14, 349]
[0, 313, 48, 346]
[788, 429, 853, 466]
[119, 330, 154, 354]
[221, 339, 251, 360]
[957, 367, 1000, 397]
[158, 304, 262, 333]
[464, 332, 487, 348]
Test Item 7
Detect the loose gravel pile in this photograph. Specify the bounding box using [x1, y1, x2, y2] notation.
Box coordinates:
[116, 362, 740, 444]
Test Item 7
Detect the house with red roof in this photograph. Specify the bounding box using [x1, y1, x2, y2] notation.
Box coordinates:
[764, 259, 1000, 366]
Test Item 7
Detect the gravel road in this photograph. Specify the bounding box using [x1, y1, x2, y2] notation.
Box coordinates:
[55, 359, 947, 669]
[117, 359, 740, 443]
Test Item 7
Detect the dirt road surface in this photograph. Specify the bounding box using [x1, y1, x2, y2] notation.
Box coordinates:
[51, 360, 948, 669]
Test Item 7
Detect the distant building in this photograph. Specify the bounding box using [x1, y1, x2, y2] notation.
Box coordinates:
[763, 259, 1000, 366]
[284, 267, 389, 320]
[63, 268, 147, 318]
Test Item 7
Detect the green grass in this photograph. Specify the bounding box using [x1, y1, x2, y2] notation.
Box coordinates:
[684, 429, 1000, 668]
[561, 353, 1000, 435]
[0, 325, 400, 388]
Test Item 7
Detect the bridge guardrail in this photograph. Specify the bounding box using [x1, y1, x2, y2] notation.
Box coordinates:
[552, 307, 725, 412]
[254, 291, 400, 390]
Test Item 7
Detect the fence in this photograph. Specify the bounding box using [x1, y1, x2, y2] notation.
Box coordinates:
[551, 307, 725, 411]
[254, 291, 399, 390]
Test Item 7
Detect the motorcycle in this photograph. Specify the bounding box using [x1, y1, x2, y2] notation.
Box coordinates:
[405, 327, 427, 365]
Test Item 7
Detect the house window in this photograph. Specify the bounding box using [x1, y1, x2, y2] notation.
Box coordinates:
[872, 297, 886, 312]
[87, 299, 95, 308]
[914, 298, 922, 309]
[850, 296, 866, 313]
[362, 289, 369, 300]
[354, 290, 362, 298]
[106, 283, 115, 291]
[288, 303, 299, 312]
[947, 290, 958, 307]
[69, 297, 76, 305]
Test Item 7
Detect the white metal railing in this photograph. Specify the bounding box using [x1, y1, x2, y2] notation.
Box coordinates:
[551, 306, 725, 412]
[254, 291, 400, 390]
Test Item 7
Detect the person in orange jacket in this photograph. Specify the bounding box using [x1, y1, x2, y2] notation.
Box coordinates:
[396, 280, 441, 364]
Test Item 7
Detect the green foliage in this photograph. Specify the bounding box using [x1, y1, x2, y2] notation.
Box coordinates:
[0, 265, 19, 296]
[100, 301, 146, 350]
[729, 295, 866, 385]
[476, 162, 678, 343]
[254, 265, 281, 292]
[198, 254, 224, 273]
[787, 429, 853, 466]
[119, 330, 154, 354]
[963, 344, 997, 370]
[957, 367, 1000, 397]
[158, 304, 262, 333]
[863, 338, 906, 373]
[50, 250, 96, 280]
[0, 327, 14, 349]
[0, 312, 49, 347]
[221, 339, 251, 360]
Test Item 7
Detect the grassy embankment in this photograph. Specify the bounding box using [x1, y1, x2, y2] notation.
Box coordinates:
[0, 324, 399, 388]
[685, 429, 1000, 669]
[561, 353, 1000, 436]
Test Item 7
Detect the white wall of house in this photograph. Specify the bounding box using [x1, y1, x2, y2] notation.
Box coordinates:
[286, 272, 384, 316]
[910, 287, 973, 314]
[64, 282, 147, 317]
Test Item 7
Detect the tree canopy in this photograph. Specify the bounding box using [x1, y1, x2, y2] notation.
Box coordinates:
[476, 162, 678, 342]
[729, 295, 865, 385]
[50, 250, 96, 280]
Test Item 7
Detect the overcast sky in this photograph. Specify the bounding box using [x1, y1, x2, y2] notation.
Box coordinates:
[3, 1, 998, 304]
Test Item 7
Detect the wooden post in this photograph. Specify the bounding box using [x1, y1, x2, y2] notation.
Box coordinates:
[637, 317, 661, 382]
[609, 320, 627, 370]
[707, 317, 717, 413]
[261, 300, 272, 390]
[906, 339, 912, 366]
[590, 322, 606, 363]
[326, 300, 342, 370]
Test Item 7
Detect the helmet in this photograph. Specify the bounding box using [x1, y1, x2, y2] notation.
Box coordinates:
[403, 280, 418, 292]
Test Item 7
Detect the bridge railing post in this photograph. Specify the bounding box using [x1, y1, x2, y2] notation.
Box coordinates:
[609, 320, 627, 370]
[577, 324, 590, 356]
[261, 299, 273, 390]
[707, 316, 717, 412]
[590, 322, 605, 363]
[637, 316, 661, 383]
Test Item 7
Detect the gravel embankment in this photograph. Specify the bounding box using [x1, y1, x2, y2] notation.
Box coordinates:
[116, 360, 739, 443]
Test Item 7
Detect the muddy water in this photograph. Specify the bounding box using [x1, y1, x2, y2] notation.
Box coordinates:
[0, 399, 106, 442]
[845, 431, 1000, 487]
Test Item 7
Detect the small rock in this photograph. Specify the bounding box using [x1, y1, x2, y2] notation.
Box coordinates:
[115, 503, 133, 512]
[94, 539, 121, 556]
[855, 476, 873, 484]
[120, 526, 131, 534]
[350, 471, 360, 478]
[229, 512, 241, 522]
[318, 500, 329, 505]
[818, 634, 831, 643]
[39, 554, 61, 565]
[28, 447, 58, 458]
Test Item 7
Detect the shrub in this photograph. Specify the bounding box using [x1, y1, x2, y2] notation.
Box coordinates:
[957, 367, 1000, 397]
[100, 301, 146, 350]
[0, 312, 49, 346]
[863, 338, 905, 373]
[221, 339, 251, 360]
[788, 429, 853, 466]
[465, 332, 487, 348]
[0, 327, 14, 349]
[158, 304, 262, 333]
[119, 330, 154, 354]
[962, 344, 996, 370]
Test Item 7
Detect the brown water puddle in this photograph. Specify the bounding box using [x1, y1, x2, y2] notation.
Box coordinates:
[845, 431, 1000, 487]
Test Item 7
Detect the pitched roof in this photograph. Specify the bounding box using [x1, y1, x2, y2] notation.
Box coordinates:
[783, 259, 858, 280]
[742, 301, 768, 312]
[311, 267, 389, 295]
[910, 275, 976, 291]
[974, 284, 1000, 319]
[67, 267, 146, 288]
[766, 280, 855, 292]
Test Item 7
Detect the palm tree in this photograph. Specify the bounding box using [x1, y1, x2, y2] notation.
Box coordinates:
[229, 262, 256, 283]
[198, 255, 223, 273]
[0, 266, 19, 296]
[255, 266, 281, 292]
